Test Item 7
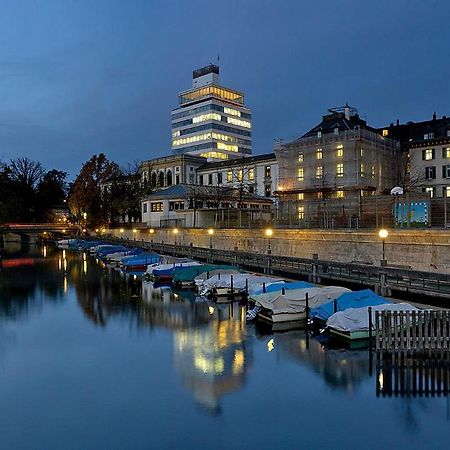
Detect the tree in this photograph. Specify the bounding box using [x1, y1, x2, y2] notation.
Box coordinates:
[396, 152, 425, 192]
[69, 153, 120, 227]
[9, 157, 45, 189]
[36, 170, 68, 221]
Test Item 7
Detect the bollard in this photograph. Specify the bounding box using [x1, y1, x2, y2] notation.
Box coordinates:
[262, 282, 266, 293]
[218, 272, 221, 280]
[281, 287, 286, 295]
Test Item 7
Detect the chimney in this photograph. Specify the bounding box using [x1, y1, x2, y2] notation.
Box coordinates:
[433, 112, 437, 120]
[396, 119, 400, 126]
[344, 103, 350, 120]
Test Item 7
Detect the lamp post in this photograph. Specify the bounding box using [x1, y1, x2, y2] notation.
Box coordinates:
[207, 228, 214, 249]
[149, 228, 155, 243]
[378, 228, 389, 263]
[173, 228, 179, 246]
[265, 228, 273, 254]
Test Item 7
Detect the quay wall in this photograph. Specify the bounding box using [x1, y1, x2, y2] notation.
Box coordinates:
[108, 228, 450, 274]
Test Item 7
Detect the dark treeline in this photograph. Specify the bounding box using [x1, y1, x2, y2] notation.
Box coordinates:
[0, 158, 67, 223]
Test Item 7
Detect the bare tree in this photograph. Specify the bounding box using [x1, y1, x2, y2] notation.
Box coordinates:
[9, 157, 45, 188]
[396, 152, 425, 192]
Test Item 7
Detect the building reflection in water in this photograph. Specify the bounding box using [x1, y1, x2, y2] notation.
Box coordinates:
[173, 302, 252, 414]
[274, 331, 371, 393]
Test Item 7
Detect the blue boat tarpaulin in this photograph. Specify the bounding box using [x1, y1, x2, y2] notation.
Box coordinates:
[310, 289, 389, 321]
[252, 280, 314, 296]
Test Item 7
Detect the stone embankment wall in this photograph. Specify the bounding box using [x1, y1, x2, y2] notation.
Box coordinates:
[109, 228, 450, 274]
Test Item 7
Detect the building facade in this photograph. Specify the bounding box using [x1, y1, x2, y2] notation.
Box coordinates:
[275, 105, 400, 227]
[380, 113, 450, 198]
[171, 65, 252, 161]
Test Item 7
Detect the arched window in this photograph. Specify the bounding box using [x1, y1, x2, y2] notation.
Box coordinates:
[167, 170, 173, 186]
[158, 171, 165, 187]
[151, 172, 157, 188]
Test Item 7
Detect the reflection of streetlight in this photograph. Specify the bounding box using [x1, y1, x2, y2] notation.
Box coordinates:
[207, 228, 214, 249]
[265, 228, 273, 254]
[378, 229, 389, 262]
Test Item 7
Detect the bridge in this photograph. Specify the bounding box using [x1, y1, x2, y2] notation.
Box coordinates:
[0, 223, 81, 244]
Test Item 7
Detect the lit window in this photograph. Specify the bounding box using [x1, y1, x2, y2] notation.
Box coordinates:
[298, 167, 304, 181]
[237, 170, 243, 182]
[224, 107, 241, 117]
[265, 166, 271, 178]
[227, 171, 233, 182]
[423, 148, 434, 160]
[316, 148, 323, 160]
[297, 193, 304, 200]
[336, 190, 344, 198]
[298, 153, 304, 163]
[360, 163, 364, 178]
[337, 145, 344, 157]
[443, 147, 450, 159]
[317, 131, 322, 138]
[192, 113, 222, 124]
[217, 142, 238, 152]
[298, 206, 305, 220]
[425, 187, 435, 197]
[317, 192, 323, 199]
[227, 117, 251, 128]
[248, 168, 254, 181]
[444, 187, 450, 198]
[199, 152, 228, 160]
[371, 165, 375, 178]
[172, 130, 180, 138]
[360, 148, 364, 157]
[316, 166, 323, 179]
[336, 163, 344, 177]
[382, 129, 389, 137]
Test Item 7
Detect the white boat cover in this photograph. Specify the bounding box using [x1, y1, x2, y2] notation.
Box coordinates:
[194, 269, 241, 285]
[198, 274, 283, 296]
[326, 302, 420, 332]
[252, 286, 351, 315]
[146, 260, 201, 275]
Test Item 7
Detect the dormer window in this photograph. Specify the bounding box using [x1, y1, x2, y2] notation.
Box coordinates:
[334, 127, 339, 135]
[424, 132, 434, 140]
[317, 131, 322, 138]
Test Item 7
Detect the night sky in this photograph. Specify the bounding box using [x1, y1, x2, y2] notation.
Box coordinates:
[0, 0, 449, 178]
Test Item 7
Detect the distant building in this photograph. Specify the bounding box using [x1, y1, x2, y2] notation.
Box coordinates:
[275, 105, 400, 226]
[380, 113, 450, 198]
[171, 64, 252, 161]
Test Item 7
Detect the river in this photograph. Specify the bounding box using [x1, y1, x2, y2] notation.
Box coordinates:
[0, 243, 449, 450]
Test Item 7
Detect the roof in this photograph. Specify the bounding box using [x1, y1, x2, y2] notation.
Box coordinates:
[197, 153, 276, 171]
[144, 183, 272, 203]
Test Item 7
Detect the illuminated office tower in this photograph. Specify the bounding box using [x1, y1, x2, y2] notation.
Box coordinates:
[171, 65, 252, 160]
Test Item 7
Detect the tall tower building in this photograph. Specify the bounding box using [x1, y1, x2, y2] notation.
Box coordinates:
[171, 64, 252, 160]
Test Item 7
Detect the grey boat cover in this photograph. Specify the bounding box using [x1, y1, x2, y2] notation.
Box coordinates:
[326, 302, 419, 332]
[252, 286, 351, 315]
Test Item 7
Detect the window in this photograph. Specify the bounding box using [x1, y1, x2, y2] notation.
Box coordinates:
[424, 132, 434, 140]
[298, 206, 304, 220]
[316, 148, 323, 159]
[208, 174, 213, 185]
[199, 175, 204, 185]
[360, 163, 365, 178]
[265, 166, 271, 178]
[360, 148, 364, 157]
[337, 145, 344, 157]
[249, 186, 254, 194]
[425, 187, 435, 197]
[175, 174, 180, 184]
[227, 171, 233, 182]
[444, 187, 450, 198]
[371, 165, 375, 178]
[248, 168, 254, 181]
[317, 131, 322, 138]
[169, 201, 184, 211]
[237, 169, 243, 182]
[151, 202, 163, 212]
[143, 203, 148, 213]
[217, 172, 223, 184]
[442, 165, 450, 179]
[316, 166, 323, 179]
[298, 153, 304, 163]
[425, 166, 436, 179]
[422, 148, 435, 160]
[264, 185, 271, 197]
[336, 190, 344, 198]
[298, 167, 304, 181]
[336, 163, 344, 178]
[443, 147, 450, 159]
[317, 192, 323, 199]
[382, 129, 389, 137]
[297, 193, 304, 200]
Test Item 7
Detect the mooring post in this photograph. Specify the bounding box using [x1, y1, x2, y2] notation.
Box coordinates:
[245, 278, 248, 295]
[262, 282, 266, 294]
[230, 275, 234, 294]
[333, 297, 338, 314]
[368, 307, 373, 341]
[281, 287, 286, 295]
[305, 292, 309, 327]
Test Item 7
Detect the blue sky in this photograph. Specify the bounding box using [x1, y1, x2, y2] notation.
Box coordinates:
[0, 0, 449, 178]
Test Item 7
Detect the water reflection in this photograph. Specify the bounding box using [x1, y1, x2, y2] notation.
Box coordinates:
[174, 302, 251, 413]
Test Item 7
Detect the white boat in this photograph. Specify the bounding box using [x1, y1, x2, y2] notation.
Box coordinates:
[198, 273, 283, 297]
[252, 286, 351, 331]
[327, 302, 420, 342]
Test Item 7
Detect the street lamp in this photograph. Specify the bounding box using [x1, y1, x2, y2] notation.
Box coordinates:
[378, 228, 389, 262]
[173, 228, 179, 245]
[265, 228, 274, 254]
[207, 228, 214, 249]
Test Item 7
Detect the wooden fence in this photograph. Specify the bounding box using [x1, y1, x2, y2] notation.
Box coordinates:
[375, 310, 450, 352]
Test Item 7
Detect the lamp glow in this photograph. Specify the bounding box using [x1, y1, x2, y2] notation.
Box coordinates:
[378, 229, 388, 239]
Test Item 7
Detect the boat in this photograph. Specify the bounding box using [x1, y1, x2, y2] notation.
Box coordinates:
[148, 260, 202, 281]
[198, 273, 283, 299]
[310, 289, 389, 326]
[251, 286, 351, 331]
[121, 253, 160, 271]
[172, 264, 239, 288]
[251, 280, 315, 296]
[326, 302, 420, 344]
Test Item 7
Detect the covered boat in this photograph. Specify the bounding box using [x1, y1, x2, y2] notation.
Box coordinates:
[251, 280, 315, 296]
[251, 286, 351, 331]
[149, 260, 202, 281]
[172, 264, 239, 287]
[198, 273, 283, 298]
[310, 289, 389, 323]
[327, 302, 419, 342]
[121, 253, 160, 271]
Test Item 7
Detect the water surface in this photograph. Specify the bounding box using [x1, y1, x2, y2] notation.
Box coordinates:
[0, 244, 449, 450]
